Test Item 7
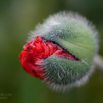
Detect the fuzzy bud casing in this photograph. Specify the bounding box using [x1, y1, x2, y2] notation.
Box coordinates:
[19, 11, 98, 91]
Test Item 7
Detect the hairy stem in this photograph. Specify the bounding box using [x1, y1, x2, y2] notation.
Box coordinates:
[94, 54, 103, 69]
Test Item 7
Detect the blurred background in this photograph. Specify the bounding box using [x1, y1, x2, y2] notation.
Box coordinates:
[0, 0, 103, 103]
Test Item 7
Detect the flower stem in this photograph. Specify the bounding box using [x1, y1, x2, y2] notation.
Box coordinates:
[94, 54, 103, 69]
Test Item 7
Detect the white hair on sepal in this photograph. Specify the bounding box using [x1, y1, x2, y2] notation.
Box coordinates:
[40, 68, 93, 92]
[42, 57, 95, 92]
[45, 18, 60, 26]
[39, 63, 92, 92]
[28, 11, 99, 52]
[59, 11, 98, 51]
[43, 64, 95, 92]
[28, 24, 42, 41]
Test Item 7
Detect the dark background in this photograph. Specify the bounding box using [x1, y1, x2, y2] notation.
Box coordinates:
[0, 0, 103, 103]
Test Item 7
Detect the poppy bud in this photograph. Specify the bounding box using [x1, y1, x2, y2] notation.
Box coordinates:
[19, 12, 98, 91]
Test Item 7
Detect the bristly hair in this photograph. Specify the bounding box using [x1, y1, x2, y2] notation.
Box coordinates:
[28, 11, 99, 91]
[29, 11, 99, 53]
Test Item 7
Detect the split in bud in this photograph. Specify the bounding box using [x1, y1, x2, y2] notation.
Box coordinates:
[19, 36, 80, 79]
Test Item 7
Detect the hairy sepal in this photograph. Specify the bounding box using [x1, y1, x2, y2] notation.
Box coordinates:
[27, 11, 98, 91]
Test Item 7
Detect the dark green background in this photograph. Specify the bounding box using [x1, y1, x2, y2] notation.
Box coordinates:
[0, 0, 103, 103]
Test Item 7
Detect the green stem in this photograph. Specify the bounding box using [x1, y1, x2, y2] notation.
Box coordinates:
[94, 54, 103, 69]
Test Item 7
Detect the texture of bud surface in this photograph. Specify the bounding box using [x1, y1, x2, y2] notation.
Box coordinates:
[19, 12, 98, 91]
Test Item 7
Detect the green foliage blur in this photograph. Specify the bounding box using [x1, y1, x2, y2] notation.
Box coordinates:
[0, 0, 103, 103]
